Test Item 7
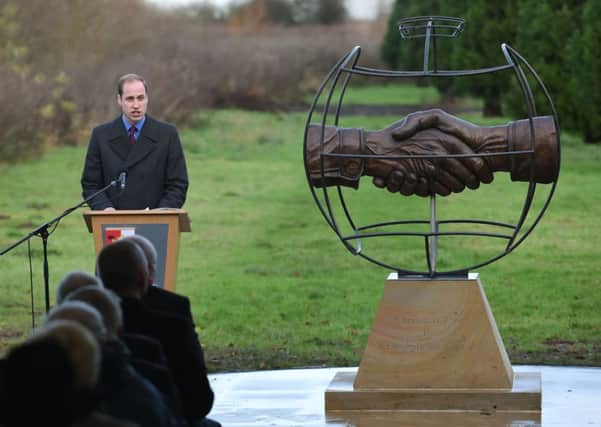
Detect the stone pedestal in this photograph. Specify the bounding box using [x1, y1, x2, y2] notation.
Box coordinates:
[325, 273, 541, 422]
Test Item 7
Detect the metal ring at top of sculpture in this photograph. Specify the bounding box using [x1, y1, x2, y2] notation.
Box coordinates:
[303, 18, 560, 278]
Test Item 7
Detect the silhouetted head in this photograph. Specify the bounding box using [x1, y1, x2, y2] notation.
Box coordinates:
[97, 239, 149, 298]
[56, 270, 102, 304]
[46, 301, 107, 343]
[66, 286, 123, 339]
[2, 321, 100, 427]
[123, 234, 157, 286]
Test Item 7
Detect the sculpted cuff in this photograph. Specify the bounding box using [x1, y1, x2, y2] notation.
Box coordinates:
[507, 116, 558, 184]
[306, 124, 365, 188]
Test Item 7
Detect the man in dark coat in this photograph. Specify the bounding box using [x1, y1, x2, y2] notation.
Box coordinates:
[97, 239, 217, 426]
[81, 73, 188, 210]
[124, 234, 194, 321]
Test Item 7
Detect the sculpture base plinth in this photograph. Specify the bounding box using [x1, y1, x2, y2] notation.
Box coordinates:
[325, 273, 541, 422]
[325, 370, 541, 413]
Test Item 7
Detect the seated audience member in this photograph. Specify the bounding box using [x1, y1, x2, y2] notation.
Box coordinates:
[120, 329, 168, 366]
[52, 294, 178, 427]
[0, 357, 4, 408]
[66, 286, 183, 414]
[97, 239, 218, 427]
[124, 234, 194, 321]
[56, 270, 102, 304]
[47, 301, 108, 342]
[1, 320, 134, 427]
[57, 267, 168, 367]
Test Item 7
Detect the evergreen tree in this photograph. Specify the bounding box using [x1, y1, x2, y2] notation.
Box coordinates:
[379, 0, 597, 131]
[569, 0, 601, 142]
[291, 0, 346, 25]
[427, 1, 469, 100]
[380, 0, 412, 69]
[265, 0, 294, 25]
[503, 0, 585, 125]
[380, 0, 447, 72]
[451, 0, 518, 116]
[316, 0, 346, 24]
[291, 0, 318, 24]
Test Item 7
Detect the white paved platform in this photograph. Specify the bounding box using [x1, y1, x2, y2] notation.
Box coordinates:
[207, 365, 601, 426]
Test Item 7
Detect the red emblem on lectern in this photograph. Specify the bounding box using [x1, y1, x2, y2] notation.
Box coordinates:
[104, 227, 136, 245]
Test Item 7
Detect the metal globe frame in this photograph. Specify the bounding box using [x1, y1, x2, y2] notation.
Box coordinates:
[303, 16, 561, 278]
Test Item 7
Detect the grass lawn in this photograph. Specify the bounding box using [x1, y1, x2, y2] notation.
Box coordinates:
[1, 107, 600, 370]
[306, 82, 483, 111]
[307, 83, 440, 105]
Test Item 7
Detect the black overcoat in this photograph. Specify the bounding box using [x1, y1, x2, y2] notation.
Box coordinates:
[81, 115, 188, 210]
[120, 297, 214, 423]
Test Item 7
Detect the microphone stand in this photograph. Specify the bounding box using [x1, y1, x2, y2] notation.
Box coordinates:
[1, 178, 120, 314]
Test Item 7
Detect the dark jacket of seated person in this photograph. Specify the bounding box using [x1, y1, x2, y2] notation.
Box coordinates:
[97, 339, 176, 427]
[120, 297, 214, 423]
[98, 239, 214, 426]
[143, 285, 193, 321]
[121, 331, 168, 366]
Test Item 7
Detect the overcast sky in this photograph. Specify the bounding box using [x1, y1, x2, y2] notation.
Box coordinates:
[146, 0, 393, 20]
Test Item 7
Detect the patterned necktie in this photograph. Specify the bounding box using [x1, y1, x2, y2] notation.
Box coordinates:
[129, 125, 137, 144]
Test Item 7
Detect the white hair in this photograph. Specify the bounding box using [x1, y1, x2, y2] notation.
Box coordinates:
[56, 270, 102, 304]
[46, 301, 107, 343]
[66, 287, 123, 339]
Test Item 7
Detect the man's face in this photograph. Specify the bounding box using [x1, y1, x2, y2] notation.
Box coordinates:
[117, 80, 148, 125]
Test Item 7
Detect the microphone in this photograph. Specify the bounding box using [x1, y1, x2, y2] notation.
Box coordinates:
[118, 172, 127, 191]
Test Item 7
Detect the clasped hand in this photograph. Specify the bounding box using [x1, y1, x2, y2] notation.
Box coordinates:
[367, 109, 493, 197]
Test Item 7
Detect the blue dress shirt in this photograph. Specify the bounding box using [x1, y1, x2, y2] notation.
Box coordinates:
[122, 115, 146, 142]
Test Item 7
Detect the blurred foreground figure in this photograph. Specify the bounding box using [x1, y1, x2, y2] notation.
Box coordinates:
[47, 300, 177, 427]
[56, 270, 103, 304]
[1, 320, 134, 427]
[97, 239, 218, 427]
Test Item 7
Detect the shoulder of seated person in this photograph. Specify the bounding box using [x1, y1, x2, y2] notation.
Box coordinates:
[121, 332, 162, 346]
[76, 411, 139, 427]
[147, 286, 190, 304]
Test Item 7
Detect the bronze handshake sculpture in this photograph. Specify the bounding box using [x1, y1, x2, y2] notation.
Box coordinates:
[306, 109, 558, 197]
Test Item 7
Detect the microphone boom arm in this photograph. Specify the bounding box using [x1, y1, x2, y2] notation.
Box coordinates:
[0, 177, 120, 315]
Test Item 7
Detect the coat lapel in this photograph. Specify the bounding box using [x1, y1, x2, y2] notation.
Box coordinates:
[106, 117, 130, 161]
[126, 116, 159, 169]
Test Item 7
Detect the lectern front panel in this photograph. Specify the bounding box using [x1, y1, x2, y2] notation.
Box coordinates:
[101, 223, 169, 288]
[84, 210, 189, 292]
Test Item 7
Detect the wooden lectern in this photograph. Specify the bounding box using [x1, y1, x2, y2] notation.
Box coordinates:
[325, 273, 541, 425]
[83, 209, 190, 291]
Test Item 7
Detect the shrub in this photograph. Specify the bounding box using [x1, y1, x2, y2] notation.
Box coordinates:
[0, 0, 384, 162]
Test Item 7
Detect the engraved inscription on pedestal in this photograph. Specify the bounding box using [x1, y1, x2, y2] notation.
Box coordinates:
[380, 306, 466, 354]
[354, 277, 514, 390]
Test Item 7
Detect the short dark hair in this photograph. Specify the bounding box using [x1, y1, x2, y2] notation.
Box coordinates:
[123, 235, 157, 276]
[97, 239, 147, 294]
[117, 73, 149, 96]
